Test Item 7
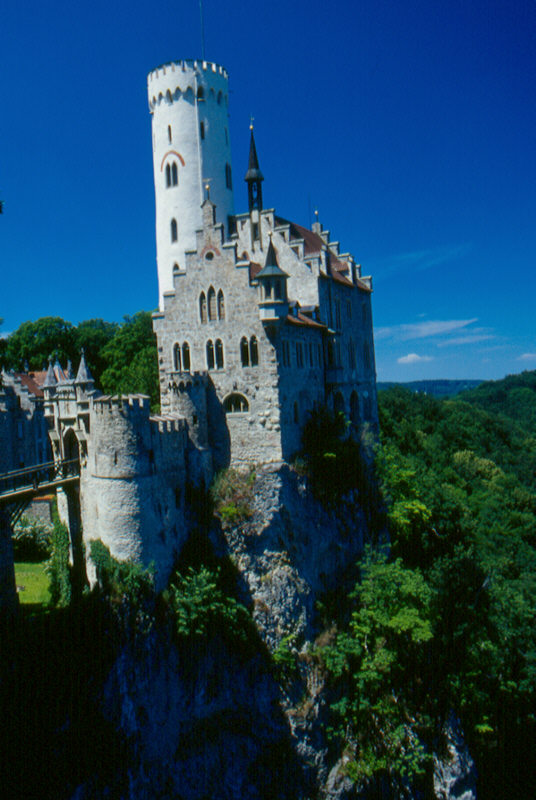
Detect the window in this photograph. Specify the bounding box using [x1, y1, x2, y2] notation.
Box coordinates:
[296, 342, 303, 368]
[206, 340, 215, 370]
[224, 127, 228, 144]
[224, 393, 249, 413]
[349, 338, 356, 370]
[165, 163, 171, 187]
[173, 262, 180, 274]
[250, 336, 258, 366]
[309, 343, 314, 366]
[168, 125, 172, 143]
[364, 342, 371, 371]
[182, 342, 190, 371]
[199, 292, 207, 324]
[225, 163, 232, 189]
[171, 162, 178, 185]
[217, 290, 225, 321]
[208, 286, 216, 321]
[215, 339, 224, 369]
[240, 337, 249, 367]
[346, 300, 352, 319]
[217, 91, 222, 105]
[173, 343, 181, 371]
[335, 300, 341, 329]
[334, 392, 345, 414]
[197, 86, 204, 101]
[293, 402, 299, 424]
[200, 121, 205, 140]
[171, 218, 178, 242]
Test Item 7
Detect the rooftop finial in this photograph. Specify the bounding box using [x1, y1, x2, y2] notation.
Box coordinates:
[249, 114, 254, 131]
[245, 126, 264, 215]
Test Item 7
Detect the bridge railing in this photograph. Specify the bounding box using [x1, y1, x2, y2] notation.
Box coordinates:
[0, 458, 80, 499]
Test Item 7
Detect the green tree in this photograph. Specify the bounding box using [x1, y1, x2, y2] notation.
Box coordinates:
[100, 312, 159, 408]
[4, 316, 75, 371]
[73, 318, 118, 385]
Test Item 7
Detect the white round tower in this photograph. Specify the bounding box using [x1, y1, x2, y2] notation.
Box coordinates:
[147, 59, 235, 306]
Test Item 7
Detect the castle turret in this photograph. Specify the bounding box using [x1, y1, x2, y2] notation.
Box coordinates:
[147, 60, 234, 306]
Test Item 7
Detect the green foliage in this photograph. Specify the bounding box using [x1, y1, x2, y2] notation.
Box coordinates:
[210, 467, 255, 524]
[300, 406, 371, 506]
[4, 316, 75, 371]
[45, 519, 72, 607]
[372, 384, 536, 794]
[73, 318, 118, 386]
[100, 311, 159, 409]
[12, 516, 52, 562]
[322, 549, 432, 785]
[168, 565, 250, 644]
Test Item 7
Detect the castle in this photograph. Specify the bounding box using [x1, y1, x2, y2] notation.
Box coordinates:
[1, 59, 378, 593]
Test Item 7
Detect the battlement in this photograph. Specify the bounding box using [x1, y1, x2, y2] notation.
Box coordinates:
[167, 371, 209, 391]
[147, 59, 229, 111]
[150, 414, 187, 434]
[92, 394, 151, 415]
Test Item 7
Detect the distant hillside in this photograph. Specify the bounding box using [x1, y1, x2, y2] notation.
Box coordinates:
[377, 379, 483, 398]
[459, 369, 536, 436]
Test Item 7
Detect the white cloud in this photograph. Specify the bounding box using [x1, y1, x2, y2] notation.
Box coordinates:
[436, 333, 494, 347]
[397, 353, 433, 365]
[517, 353, 536, 361]
[372, 243, 471, 280]
[376, 318, 478, 342]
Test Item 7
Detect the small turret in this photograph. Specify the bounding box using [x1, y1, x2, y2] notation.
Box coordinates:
[256, 236, 289, 321]
[75, 350, 94, 387]
[245, 126, 263, 214]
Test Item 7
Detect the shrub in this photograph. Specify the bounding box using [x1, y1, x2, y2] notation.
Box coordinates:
[45, 519, 71, 607]
[13, 516, 52, 562]
[210, 467, 256, 524]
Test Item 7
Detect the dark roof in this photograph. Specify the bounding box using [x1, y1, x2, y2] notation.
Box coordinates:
[75, 351, 94, 384]
[249, 261, 262, 281]
[286, 312, 326, 330]
[15, 371, 47, 397]
[244, 129, 264, 182]
[256, 237, 289, 279]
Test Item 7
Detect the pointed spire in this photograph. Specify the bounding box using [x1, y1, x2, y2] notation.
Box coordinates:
[256, 234, 288, 279]
[245, 125, 264, 214]
[43, 360, 57, 388]
[75, 349, 94, 384]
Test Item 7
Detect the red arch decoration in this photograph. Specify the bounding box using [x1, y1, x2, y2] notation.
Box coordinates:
[160, 150, 186, 171]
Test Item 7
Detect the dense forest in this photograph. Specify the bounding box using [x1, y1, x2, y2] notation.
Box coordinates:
[2, 313, 536, 797]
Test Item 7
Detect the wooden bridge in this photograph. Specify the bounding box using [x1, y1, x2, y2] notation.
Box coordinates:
[0, 459, 80, 526]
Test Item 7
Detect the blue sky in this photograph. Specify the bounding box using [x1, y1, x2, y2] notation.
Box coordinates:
[1, 0, 535, 381]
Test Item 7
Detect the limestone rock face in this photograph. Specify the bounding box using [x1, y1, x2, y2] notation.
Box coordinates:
[433, 715, 477, 800]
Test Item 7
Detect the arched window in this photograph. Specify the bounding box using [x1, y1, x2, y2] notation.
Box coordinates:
[250, 336, 258, 366]
[165, 163, 171, 187]
[173, 262, 180, 274]
[223, 393, 249, 413]
[217, 290, 225, 321]
[217, 90, 222, 105]
[170, 218, 178, 242]
[208, 286, 216, 321]
[225, 163, 232, 189]
[168, 125, 172, 143]
[171, 162, 178, 185]
[200, 121, 205, 140]
[199, 292, 207, 324]
[182, 342, 190, 371]
[350, 391, 359, 425]
[240, 337, 249, 367]
[197, 86, 204, 101]
[173, 343, 181, 371]
[215, 339, 224, 369]
[206, 340, 215, 370]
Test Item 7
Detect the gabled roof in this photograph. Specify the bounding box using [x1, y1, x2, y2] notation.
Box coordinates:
[14, 371, 47, 397]
[286, 312, 326, 330]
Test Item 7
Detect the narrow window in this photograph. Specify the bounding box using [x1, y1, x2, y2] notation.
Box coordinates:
[294, 402, 299, 424]
[240, 337, 249, 367]
[206, 340, 215, 370]
[200, 121, 205, 140]
[215, 339, 224, 369]
[171, 218, 178, 242]
[217, 91, 222, 105]
[197, 86, 204, 101]
[327, 340, 335, 367]
[250, 336, 259, 366]
[168, 125, 172, 143]
[182, 342, 190, 371]
[225, 127, 228, 144]
[217, 289, 225, 321]
[309, 343, 314, 367]
[252, 222, 259, 241]
[350, 391, 359, 425]
[173, 343, 181, 371]
[225, 163, 232, 189]
[208, 286, 216, 321]
[349, 339, 356, 370]
[199, 292, 207, 324]
[264, 280, 272, 300]
[275, 279, 282, 300]
[165, 163, 171, 187]
[171, 162, 178, 185]
[335, 300, 341, 329]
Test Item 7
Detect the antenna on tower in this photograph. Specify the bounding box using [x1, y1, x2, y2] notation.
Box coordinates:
[199, 0, 206, 61]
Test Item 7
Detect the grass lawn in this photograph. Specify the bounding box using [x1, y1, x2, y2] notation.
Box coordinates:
[14, 562, 50, 605]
